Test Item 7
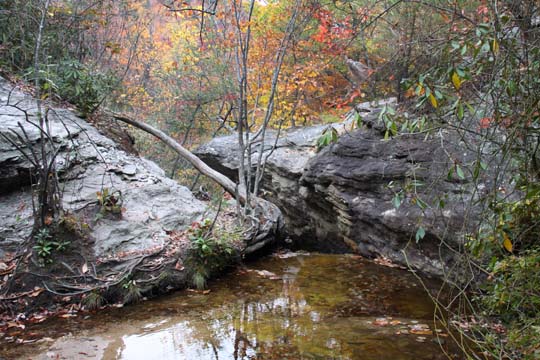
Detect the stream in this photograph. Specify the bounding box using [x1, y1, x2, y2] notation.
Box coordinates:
[1, 253, 461, 359]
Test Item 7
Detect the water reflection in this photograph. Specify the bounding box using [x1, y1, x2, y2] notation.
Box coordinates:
[7, 254, 460, 359]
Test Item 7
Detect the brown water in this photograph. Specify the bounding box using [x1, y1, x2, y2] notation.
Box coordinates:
[2, 253, 461, 359]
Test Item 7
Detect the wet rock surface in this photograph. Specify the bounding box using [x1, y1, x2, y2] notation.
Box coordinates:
[196, 99, 485, 277]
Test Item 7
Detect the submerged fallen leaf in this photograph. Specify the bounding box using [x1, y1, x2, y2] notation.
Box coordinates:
[253, 270, 277, 278]
[409, 323, 433, 335]
[274, 251, 308, 259]
[246, 269, 281, 279]
[373, 318, 389, 326]
[410, 329, 433, 335]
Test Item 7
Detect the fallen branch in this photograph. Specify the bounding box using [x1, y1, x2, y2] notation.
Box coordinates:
[110, 112, 250, 205]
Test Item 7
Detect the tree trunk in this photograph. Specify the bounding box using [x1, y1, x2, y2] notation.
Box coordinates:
[110, 112, 249, 205]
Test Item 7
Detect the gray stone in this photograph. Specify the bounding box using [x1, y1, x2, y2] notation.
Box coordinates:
[196, 100, 490, 277]
[0, 77, 208, 257]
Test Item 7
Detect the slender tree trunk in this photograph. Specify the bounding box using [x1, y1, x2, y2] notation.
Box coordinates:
[111, 112, 250, 205]
[33, 0, 60, 231]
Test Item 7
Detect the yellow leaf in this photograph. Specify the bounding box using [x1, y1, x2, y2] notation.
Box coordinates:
[451, 72, 462, 90]
[503, 233, 513, 253]
[429, 93, 438, 108]
[492, 39, 499, 55]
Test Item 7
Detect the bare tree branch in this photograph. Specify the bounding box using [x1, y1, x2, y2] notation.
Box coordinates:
[110, 112, 250, 205]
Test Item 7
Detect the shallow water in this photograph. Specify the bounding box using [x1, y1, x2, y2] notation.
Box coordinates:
[2, 253, 461, 359]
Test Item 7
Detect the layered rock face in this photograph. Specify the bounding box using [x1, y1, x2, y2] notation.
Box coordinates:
[0, 78, 207, 258]
[196, 101, 485, 277]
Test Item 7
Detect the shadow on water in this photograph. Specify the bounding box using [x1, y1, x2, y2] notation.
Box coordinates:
[2, 253, 462, 359]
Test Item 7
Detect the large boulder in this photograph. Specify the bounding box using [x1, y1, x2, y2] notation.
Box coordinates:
[195, 100, 488, 277]
[0, 78, 286, 323]
[0, 78, 206, 258]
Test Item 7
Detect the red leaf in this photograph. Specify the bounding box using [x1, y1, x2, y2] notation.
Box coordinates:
[479, 117, 492, 129]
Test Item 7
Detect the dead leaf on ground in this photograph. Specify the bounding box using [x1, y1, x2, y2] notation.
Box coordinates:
[29, 287, 44, 297]
[58, 313, 77, 318]
[0, 263, 15, 275]
[373, 256, 405, 269]
[7, 322, 25, 329]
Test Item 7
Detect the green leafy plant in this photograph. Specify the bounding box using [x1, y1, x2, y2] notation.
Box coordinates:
[121, 279, 142, 304]
[33, 227, 70, 264]
[33, 228, 54, 262]
[473, 249, 540, 359]
[185, 219, 238, 290]
[317, 126, 338, 149]
[387, 179, 428, 212]
[377, 105, 428, 140]
[27, 59, 117, 116]
[96, 188, 123, 215]
[82, 291, 106, 311]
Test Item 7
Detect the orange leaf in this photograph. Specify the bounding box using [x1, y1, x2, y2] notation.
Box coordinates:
[404, 88, 415, 98]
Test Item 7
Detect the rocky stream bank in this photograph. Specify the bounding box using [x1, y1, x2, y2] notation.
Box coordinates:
[0, 76, 485, 345]
[0, 77, 281, 334]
